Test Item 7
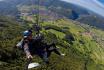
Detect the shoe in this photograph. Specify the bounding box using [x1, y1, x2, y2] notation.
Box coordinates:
[61, 53, 65, 56]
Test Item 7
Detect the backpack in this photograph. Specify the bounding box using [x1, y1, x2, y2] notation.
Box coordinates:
[34, 33, 44, 41]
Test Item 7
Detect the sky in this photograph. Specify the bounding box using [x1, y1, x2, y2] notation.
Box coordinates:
[0, 0, 3, 1]
[61, 0, 104, 17]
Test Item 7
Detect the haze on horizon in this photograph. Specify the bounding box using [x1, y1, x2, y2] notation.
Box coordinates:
[1, 0, 104, 17]
[62, 0, 104, 17]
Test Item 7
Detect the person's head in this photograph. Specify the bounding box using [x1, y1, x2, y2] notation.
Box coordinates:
[23, 30, 32, 40]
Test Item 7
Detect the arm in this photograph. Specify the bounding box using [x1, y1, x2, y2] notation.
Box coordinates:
[24, 40, 33, 59]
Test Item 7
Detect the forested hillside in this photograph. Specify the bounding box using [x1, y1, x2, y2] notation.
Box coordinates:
[0, 1, 18, 16]
[1, 0, 104, 30]
[0, 16, 27, 65]
[0, 0, 104, 70]
[0, 16, 104, 70]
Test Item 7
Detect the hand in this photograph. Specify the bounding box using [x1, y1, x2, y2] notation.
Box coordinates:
[27, 54, 33, 59]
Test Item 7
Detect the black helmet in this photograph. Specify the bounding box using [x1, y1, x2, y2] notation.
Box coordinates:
[23, 30, 32, 38]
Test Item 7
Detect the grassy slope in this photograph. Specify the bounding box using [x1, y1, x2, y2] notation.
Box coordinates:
[0, 16, 104, 70]
[38, 19, 104, 70]
[0, 16, 28, 70]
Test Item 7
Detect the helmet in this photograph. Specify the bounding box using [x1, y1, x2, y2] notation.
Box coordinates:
[23, 30, 32, 38]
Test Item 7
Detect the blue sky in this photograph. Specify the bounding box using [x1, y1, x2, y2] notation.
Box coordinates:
[62, 0, 104, 17]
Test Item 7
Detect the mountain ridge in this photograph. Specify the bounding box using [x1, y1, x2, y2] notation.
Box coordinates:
[0, 0, 104, 30]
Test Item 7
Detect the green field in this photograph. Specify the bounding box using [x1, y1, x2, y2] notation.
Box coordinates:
[0, 16, 104, 70]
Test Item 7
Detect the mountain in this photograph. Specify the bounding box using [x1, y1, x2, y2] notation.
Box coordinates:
[0, 0, 104, 70]
[0, 1, 18, 16]
[62, 0, 104, 17]
[76, 15, 104, 30]
[1, 0, 104, 30]
[0, 15, 104, 70]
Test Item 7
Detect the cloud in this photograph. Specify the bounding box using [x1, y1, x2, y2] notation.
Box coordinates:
[61, 0, 104, 17]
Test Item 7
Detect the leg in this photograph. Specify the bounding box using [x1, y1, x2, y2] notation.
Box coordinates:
[52, 48, 61, 55]
[48, 44, 61, 56]
[37, 49, 49, 64]
[47, 51, 51, 57]
[42, 51, 49, 64]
